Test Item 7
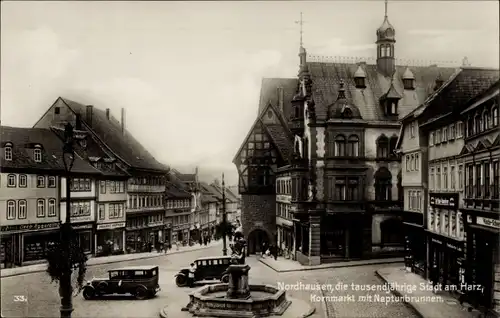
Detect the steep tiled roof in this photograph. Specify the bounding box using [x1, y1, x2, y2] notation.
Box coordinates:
[420, 68, 499, 125]
[210, 183, 239, 203]
[202, 183, 223, 201]
[201, 194, 218, 203]
[60, 98, 167, 172]
[258, 78, 298, 121]
[265, 124, 293, 161]
[1, 126, 101, 175]
[306, 62, 457, 121]
[165, 182, 191, 199]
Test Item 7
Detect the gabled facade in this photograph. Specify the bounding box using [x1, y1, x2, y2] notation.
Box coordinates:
[165, 181, 192, 244]
[0, 126, 101, 267]
[233, 2, 478, 265]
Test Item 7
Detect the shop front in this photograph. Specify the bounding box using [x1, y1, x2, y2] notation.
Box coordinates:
[277, 217, 294, 257]
[1, 222, 60, 267]
[190, 223, 201, 243]
[172, 224, 190, 244]
[427, 232, 465, 291]
[125, 225, 164, 253]
[72, 223, 94, 255]
[402, 212, 426, 277]
[95, 221, 126, 256]
[464, 214, 500, 312]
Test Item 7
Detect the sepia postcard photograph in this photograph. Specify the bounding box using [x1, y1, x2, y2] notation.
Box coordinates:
[1, 1, 499, 317]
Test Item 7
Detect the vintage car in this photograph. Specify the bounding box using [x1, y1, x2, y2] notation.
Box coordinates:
[82, 265, 160, 300]
[175, 255, 232, 287]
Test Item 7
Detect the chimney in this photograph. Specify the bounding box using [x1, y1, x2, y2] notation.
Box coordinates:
[277, 87, 284, 113]
[121, 108, 125, 133]
[106, 108, 110, 119]
[86, 105, 93, 125]
[75, 113, 82, 130]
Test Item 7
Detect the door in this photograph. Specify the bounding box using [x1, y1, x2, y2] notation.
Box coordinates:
[476, 233, 494, 308]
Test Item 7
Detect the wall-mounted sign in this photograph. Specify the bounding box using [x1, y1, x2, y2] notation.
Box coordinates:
[97, 222, 126, 230]
[71, 216, 93, 223]
[476, 217, 500, 230]
[431, 238, 443, 245]
[72, 224, 93, 230]
[276, 195, 291, 203]
[446, 242, 463, 252]
[1, 222, 60, 233]
[430, 193, 459, 210]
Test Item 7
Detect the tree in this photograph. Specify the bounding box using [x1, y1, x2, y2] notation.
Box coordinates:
[214, 220, 236, 240]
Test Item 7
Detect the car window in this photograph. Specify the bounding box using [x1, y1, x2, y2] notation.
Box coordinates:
[110, 271, 119, 278]
[223, 259, 230, 265]
[134, 271, 145, 276]
[202, 260, 207, 266]
[214, 260, 219, 265]
[151, 269, 157, 276]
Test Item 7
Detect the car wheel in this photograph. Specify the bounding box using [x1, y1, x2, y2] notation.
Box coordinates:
[83, 287, 95, 300]
[134, 286, 148, 300]
[176, 275, 187, 287]
[221, 275, 230, 283]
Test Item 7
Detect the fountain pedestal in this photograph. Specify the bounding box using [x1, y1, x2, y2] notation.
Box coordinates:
[226, 264, 251, 300]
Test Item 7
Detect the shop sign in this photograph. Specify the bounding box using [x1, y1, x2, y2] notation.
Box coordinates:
[430, 193, 458, 209]
[276, 195, 291, 203]
[431, 238, 443, 245]
[477, 217, 500, 230]
[446, 242, 463, 252]
[71, 216, 93, 223]
[97, 222, 126, 230]
[72, 224, 93, 230]
[1, 222, 60, 233]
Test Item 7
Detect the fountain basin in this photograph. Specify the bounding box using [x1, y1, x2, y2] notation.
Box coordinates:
[182, 283, 291, 317]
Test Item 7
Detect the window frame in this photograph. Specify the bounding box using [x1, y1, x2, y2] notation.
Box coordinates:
[18, 199, 27, 219]
[48, 198, 57, 217]
[34, 148, 42, 162]
[19, 174, 28, 188]
[48, 176, 56, 188]
[37, 175, 46, 188]
[7, 174, 16, 187]
[37, 199, 46, 217]
[7, 200, 16, 219]
[5, 146, 13, 161]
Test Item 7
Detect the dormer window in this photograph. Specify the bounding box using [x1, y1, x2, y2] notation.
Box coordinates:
[34, 147, 42, 163]
[354, 77, 365, 88]
[342, 107, 353, 118]
[385, 100, 398, 116]
[403, 79, 414, 90]
[4, 143, 13, 161]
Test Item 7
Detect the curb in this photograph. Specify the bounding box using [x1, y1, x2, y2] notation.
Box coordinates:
[374, 270, 424, 318]
[259, 258, 403, 273]
[1, 245, 220, 278]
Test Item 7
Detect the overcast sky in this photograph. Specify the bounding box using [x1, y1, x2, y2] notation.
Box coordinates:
[1, 1, 498, 184]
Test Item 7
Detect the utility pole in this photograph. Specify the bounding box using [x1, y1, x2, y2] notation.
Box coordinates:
[222, 173, 228, 256]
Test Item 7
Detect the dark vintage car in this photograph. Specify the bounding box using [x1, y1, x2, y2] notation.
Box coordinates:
[82, 265, 160, 300]
[175, 256, 232, 287]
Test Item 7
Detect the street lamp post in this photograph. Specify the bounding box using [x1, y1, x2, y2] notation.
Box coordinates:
[222, 173, 228, 256]
[60, 123, 76, 318]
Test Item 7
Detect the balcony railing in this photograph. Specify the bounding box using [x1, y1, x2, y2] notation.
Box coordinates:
[127, 184, 165, 193]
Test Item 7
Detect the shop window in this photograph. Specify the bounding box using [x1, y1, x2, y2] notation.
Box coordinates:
[7, 174, 16, 187]
[48, 199, 56, 216]
[77, 231, 92, 253]
[37, 199, 45, 217]
[19, 175, 27, 188]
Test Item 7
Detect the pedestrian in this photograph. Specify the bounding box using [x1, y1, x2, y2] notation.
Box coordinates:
[188, 262, 196, 288]
[262, 242, 267, 257]
[430, 263, 439, 294]
[273, 245, 278, 260]
[164, 241, 168, 254]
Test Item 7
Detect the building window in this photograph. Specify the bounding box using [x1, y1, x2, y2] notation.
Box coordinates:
[458, 165, 464, 189]
[456, 121, 463, 138]
[475, 164, 482, 197]
[7, 174, 16, 187]
[430, 168, 435, 190]
[474, 114, 482, 134]
[450, 166, 456, 190]
[37, 176, 45, 188]
[443, 167, 448, 189]
[415, 154, 419, 171]
[406, 155, 410, 171]
[376, 135, 389, 158]
[436, 167, 441, 189]
[347, 135, 359, 157]
[37, 199, 45, 217]
[493, 105, 499, 127]
[404, 79, 414, 90]
[48, 176, 56, 188]
[18, 200, 27, 219]
[435, 130, 441, 144]
[34, 148, 42, 162]
[484, 162, 490, 197]
[467, 165, 474, 197]
[449, 124, 455, 140]
[410, 122, 415, 138]
[375, 167, 392, 201]
[7, 200, 16, 219]
[494, 161, 499, 198]
[335, 179, 346, 200]
[19, 174, 27, 188]
[99, 204, 105, 220]
[5, 146, 13, 161]
[335, 135, 346, 156]
[410, 155, 414, 171]
[54, 106, 60, 114]
[429, 132, 434, 146]
[346, 178, 359, 201]
[483, 111, 491, 131]
[48, 199, 56, 216]
[354, 77, 365, 88]
[442, 128, 448, 143]
[100, 181, 106, 194]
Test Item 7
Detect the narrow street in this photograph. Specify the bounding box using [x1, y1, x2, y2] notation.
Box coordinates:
[2, 244, 417, 318]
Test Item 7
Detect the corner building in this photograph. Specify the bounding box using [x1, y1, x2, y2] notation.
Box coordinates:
[233, 4, 462, 265]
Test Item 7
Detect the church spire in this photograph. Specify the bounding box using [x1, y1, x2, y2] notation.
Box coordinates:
[296, 12, 307, 70]
[376, 0, 396, 77]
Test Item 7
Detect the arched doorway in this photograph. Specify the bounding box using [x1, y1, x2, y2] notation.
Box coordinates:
[380, 217, 404, 247]
[247, 229, 270, 255]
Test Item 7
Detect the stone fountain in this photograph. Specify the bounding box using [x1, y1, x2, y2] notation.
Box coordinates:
[181, 236, 292, 318]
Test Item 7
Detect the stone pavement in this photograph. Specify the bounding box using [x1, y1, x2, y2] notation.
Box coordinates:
[376, 267, 485, 318]
[1, 240, 223, 278]
[259, 255, 403, 272]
